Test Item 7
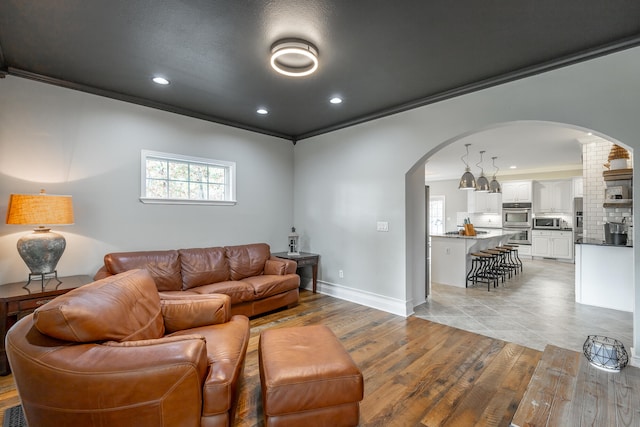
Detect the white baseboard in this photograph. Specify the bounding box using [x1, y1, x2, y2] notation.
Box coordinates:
[630, 347, 640, 368]
[302, 280, 412, 317]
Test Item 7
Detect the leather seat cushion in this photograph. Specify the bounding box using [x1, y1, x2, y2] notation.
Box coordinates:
[190, 281, 255, 304]
[179, 247, 230, 290]
[170, 315, 250, 416]
[104, 250, 182, 291]
[259, 325, 364, 416]
[34, 269, 164, 342]
[241, 274, 300, 299]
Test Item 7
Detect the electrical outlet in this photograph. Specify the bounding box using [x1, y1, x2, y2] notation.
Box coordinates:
[339, 270, 344, 278]
[376, 221, 389, 232]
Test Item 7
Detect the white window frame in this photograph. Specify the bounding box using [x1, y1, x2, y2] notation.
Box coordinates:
[140, 150, 237, 205]
[429, 195, 445, 234]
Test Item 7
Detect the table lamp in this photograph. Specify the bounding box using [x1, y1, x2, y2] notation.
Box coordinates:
[5, 190, 74, 289]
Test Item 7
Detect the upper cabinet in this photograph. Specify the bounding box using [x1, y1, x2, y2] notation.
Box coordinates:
[467, 191, 501, 213]
[501, 180, 532, 203]
[572, 177, 584, 198]
[533, 180, 572, 213]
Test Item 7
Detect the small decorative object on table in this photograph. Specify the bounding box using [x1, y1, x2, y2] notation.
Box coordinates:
[287, 227, 300, 255]
[583, 335, 628, 372]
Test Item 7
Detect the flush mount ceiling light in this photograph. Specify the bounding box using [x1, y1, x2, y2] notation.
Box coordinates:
[270, 39, 319, 77]
[152, 76, 170, 85]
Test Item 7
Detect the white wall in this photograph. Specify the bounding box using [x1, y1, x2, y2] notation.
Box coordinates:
[0, 77, 295, 283]
[293, 46, 640, 363]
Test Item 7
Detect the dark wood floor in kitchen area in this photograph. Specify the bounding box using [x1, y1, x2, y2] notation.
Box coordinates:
[0, 290, 540, 426]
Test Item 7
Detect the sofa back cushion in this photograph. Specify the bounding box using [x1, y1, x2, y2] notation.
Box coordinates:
[225, 243, 270, 280]
[104, 250, 182, 291]
[34, 269, 165, 343]
[179, 247, 230, 290]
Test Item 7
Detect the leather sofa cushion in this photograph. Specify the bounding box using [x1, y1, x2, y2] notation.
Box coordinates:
[104, 250, 182, 291]
[160, 294, 231, 333]
[241, 274, 300, 299]
[225, 243, 270, 280]
[170, 315, 250, 416]
[264, 259, 287, 275]
[179, 247, 230, 290]
[191, 281, 254, 304]
[34, 269, 164, 343]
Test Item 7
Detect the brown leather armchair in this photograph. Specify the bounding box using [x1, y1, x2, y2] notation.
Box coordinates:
[5, 269, 250, 427]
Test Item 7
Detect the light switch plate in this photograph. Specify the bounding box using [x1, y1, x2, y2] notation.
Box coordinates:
[377, 221, 389, 232]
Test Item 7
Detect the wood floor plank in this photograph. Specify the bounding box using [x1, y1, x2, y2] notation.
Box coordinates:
[0, 291, 542, 426]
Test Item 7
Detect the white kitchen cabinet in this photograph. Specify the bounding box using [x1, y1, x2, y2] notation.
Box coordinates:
[467, 191, 501, 213]
[572, 177, 584, 198]
[533, 180, 572, 213]
[501, 180, 532, 203]
[531, 229, 574, 260]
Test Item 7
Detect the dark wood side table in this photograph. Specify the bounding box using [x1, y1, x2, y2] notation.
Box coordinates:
[0, 274, 93, 375]
[272, 252, 320, 293]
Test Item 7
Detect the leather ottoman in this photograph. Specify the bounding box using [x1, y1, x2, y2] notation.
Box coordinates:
[258, 325, 364, 427]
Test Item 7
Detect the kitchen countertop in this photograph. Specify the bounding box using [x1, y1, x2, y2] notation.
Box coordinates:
[532, 227, 573, 231]
[430, 229, 516, 240]
[575, 237, 633, 247]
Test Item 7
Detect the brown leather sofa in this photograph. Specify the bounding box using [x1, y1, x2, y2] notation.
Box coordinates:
[94, 243, 300, 317]
[6, 268, 250, 427]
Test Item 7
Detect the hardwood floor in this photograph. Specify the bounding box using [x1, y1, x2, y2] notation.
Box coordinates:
[0, 290, 541, 426]
[238, 290, 540, 426]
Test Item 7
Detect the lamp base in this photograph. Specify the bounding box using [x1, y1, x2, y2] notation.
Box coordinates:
[16, 227, 66, 278]
[24, 271, 63, 292]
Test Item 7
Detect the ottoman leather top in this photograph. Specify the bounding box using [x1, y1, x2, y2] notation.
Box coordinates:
[259, 324, 364, 415]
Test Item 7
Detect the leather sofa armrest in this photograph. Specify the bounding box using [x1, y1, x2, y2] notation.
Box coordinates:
[159, 293, 231, 333]
[270, 256, 297, 275]
[7, 332, 209, 425]
[93, 265, 112, 281]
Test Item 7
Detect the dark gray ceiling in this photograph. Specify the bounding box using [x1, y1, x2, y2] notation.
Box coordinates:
[1, 1, 640, 142]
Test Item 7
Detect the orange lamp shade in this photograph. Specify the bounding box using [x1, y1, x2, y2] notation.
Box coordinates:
[6, 192, 74, 226]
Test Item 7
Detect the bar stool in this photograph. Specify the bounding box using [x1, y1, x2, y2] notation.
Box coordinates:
[501, 244, 523, 273]
[467, 252, 497, 291]
[482, 249, 509, 283]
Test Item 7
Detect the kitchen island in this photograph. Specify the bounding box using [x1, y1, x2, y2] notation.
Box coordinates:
[430, 229, 516, 288]
[575, 238, 633, 312]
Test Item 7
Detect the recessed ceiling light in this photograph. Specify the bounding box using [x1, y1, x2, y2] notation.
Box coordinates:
[510, 165, 517, 169]
[257, 108, 268, 115]
[152, 76, 170, 85]
[329, 97, 343, 104]
[270, 40, 318, 77]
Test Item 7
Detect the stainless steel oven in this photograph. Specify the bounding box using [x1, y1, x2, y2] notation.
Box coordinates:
[505, 227, 531, 245]
[502, 202, 532, 228]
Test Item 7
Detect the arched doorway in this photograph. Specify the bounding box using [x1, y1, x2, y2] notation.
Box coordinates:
[406, 120, 634, 352]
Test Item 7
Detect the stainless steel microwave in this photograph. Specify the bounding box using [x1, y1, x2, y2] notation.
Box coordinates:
[533, 217, 562, 229]
[502, 203, 532, 228]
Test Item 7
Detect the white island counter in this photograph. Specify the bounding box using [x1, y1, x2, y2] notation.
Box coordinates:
[430, 230, 515, 288]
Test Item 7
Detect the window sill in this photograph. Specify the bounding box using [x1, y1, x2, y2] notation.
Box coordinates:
[139, 198, 237, 206]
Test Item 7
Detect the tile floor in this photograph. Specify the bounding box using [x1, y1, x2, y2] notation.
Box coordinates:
[414, 258, 634, 353]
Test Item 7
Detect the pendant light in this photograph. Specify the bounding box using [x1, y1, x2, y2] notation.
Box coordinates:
[489, 156, 502, 194]
[458, 143, 476, 190]
[475, 150, 490, 192]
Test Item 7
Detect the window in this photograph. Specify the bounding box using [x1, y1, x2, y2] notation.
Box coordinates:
[429, 195, 445, 234]
[140, 150, 236, 205]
